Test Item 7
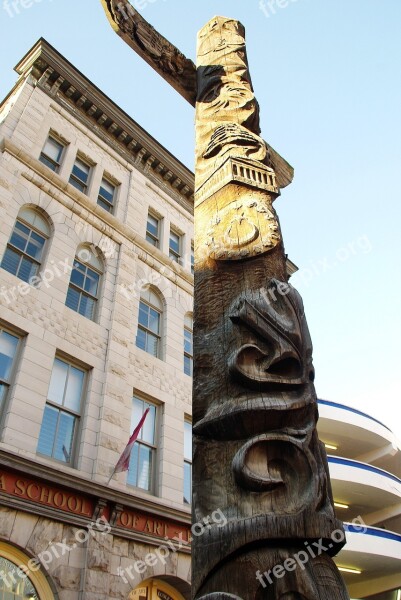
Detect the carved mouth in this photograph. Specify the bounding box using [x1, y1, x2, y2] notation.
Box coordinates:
[193, 388, 316, 440]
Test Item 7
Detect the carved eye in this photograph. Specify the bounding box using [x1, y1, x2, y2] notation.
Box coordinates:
[200, 83, 222, 103]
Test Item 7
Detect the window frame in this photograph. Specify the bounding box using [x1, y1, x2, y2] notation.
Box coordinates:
[65, 252, 103, 322]
[146, 211, 161, 248]
[0, 541, 55, 600]
[97, 175, 117, 213]
[169, 228, 182, 264]
[184, 419, 192, 504]
[1, 213, 49, 284]
[191, 242, 195, 275]
[0, 325, 22, 419]
[39, 134, 65, 172]
[36, 355, 87, 467]
[69, 155, 92, 194]
[127, 395, 159, 494]
[136, 290, 163, 359]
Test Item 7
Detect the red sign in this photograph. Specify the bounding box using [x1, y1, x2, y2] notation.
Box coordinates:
[117, 508, 191, 543]
[0, 470, 94, 518]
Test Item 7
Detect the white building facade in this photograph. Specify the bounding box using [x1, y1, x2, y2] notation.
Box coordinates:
[0, 39, 194, 600]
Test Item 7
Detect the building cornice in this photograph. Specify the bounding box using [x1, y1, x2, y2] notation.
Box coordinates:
[14, 38, 194, 207]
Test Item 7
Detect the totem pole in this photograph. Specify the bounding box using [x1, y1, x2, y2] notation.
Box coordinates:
[100, 3, 350, 599]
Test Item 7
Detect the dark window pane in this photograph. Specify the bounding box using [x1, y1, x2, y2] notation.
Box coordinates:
[136, 328, 147, 352]
[138, 303, 149, 328]
[66, 286, 80, 313]
[0, 331, 19, 382]
[146, 233, 158, 246]
[147, 332, 158, 357]
[78, 294, 95, 320]
[147, 215, 159, 239]
[169, 231, 180, 254]
[54, 411, 75, 463]
[69, 178, 86, 193]
[127, 442, 139, 487]
[184, 462, 192, 504]
[97, 197, 112, 212]
[0, 383, 7, 411]
[37, 405, 58, 457]
[26, 231, 45, 260]
[138, 444, 152, 490]
[39, 154, 58, 171]
[99, 180, 115, 204]
[72, 160, 90, 184]
[18, 256, 38, 283]
[70, 261, 85, 288]
[149, 308, 160, 334]
[184, 355, 193, 376]
[84, 268, 99, 296]
[184, 330, 193, 354]
[1, 247, 20, 276]
[10, 221, 30, 252]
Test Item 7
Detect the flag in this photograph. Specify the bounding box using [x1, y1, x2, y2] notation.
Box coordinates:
[109, 408, 150, 481]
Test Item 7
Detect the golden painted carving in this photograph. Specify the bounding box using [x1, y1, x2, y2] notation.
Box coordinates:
[195, 17, 282, 261]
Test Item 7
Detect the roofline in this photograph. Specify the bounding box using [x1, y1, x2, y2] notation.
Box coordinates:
[14, 38, 194, 195]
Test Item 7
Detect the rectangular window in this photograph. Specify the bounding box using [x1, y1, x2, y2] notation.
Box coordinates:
[146, 213, 161, 248]
[39, 136, 64, 172]
[191, 242, 194, 275]
[184, 420, 192, 504]
[37, 357, 85, 465]
[169, 229, 182, 264]
[127, 396, 157, 492]
[69, 156, 91, 194]
[98, 177, 116, 213]
[0, 328, 20, 414]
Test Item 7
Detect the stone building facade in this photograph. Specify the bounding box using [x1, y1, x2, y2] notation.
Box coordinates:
[0, 39, 194, 600]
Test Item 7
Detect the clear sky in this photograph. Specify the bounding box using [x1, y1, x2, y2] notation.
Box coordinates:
[0, 0, 400, 438]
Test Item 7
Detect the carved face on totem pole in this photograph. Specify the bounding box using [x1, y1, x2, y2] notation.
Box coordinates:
[99, 4, 350, 598]
[193, 16, 348, 600]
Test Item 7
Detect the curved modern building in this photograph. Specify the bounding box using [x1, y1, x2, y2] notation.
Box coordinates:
[318, 399, 401, 600]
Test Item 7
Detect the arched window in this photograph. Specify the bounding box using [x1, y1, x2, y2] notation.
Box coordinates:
[65, 246, 103, 321]
[136, 287, 163, 358]
[1, 207, 50, 283]
[0, 542, 55, 600]
[130, 579, 186, 600]
[184, 314, 193, 376]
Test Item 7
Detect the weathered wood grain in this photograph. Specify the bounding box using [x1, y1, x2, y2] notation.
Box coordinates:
[193, 16, 350, 600]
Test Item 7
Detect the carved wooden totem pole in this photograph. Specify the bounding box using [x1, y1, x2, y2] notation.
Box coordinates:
[101, 3, 350, 599]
